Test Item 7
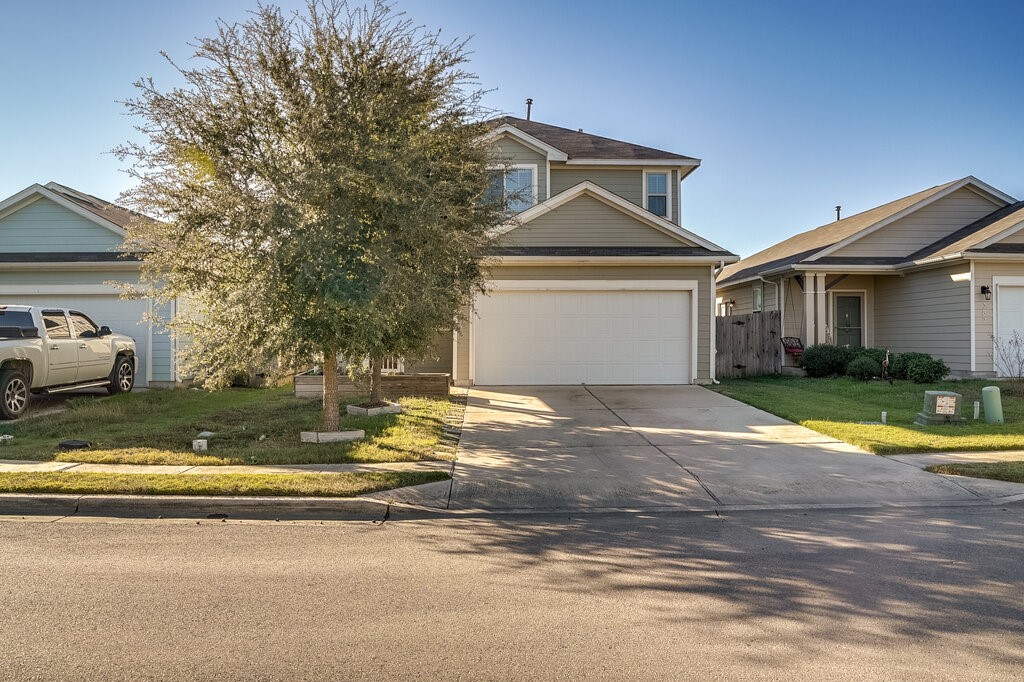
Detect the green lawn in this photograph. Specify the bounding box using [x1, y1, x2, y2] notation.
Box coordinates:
[925, 461, 1024, 484]
[0, 470, 449, 497]
[0, 387, 454, 466]
[711, 376, 1024, 455]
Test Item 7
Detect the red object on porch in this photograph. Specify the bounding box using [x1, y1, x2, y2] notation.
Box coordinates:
[781, 337, 804, 357]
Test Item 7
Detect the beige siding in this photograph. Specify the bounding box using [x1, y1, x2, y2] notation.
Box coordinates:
[405, 330, 454, 374]
[550, 167, 643, 207]
[832, 188, 1004, 258]
[992, 228, 1024, 245]
[671, 170, 680, 225]
[455, 265, 716, 384]
[493, 137, 547, 202]
[874, 264, 972, 372]
[781, 277, 805, 340]
[973, 261, 1024, 374]
[499, 195, 691, 248]
[718, 280, 780, 317]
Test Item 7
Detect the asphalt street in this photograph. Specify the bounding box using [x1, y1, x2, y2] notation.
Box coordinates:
[1, 505, 1022, 680]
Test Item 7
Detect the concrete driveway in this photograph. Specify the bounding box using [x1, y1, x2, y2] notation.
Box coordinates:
[448, 385, 1017, 511]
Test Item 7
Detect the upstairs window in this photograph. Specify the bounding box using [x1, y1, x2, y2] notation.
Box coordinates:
[645, 172, 669, 218]
[486, 165, 537, 213]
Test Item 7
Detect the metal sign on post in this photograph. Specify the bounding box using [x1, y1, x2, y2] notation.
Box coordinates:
[935, 396, 957, 415]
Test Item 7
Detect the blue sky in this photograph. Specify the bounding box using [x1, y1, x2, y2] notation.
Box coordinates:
[1, 0, 1021, 256]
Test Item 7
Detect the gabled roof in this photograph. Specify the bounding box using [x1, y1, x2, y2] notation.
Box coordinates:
[494, 180, 734, 256]
[0, 182, 151, 238]
[718, 177, 1015, 285]
[909, 201, 1024, 261]
[485, 116, 699, 164]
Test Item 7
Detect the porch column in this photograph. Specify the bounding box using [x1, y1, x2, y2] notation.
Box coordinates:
[804, 274, 815, 346]
[814, 273, 827, 344]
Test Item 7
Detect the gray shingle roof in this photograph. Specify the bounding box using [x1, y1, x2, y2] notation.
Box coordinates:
[45, 182, 151, 230]
[489, 117, 698, 162]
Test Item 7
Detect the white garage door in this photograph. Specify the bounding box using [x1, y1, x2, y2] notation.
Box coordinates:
[0, 294, 151, 386]
[997, 285, 1024, 378]
[474, 289, 691, 385]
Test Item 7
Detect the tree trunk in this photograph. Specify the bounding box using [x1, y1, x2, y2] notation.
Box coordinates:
[368, 355, 384, 404]
[322, 352, 340, 432]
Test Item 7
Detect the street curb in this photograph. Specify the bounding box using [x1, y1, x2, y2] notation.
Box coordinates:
[0, 493, 391, 521]
[2, 489, 1020, 522]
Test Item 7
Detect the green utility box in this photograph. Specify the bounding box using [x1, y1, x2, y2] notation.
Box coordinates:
[914, 390, 965, 426]
[982, 386, 1004, 424]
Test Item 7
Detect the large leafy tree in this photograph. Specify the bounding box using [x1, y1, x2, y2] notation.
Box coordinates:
[116, 0, 507, 430]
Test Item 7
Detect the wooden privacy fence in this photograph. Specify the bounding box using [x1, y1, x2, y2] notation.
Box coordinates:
[716, 310, 782, 378]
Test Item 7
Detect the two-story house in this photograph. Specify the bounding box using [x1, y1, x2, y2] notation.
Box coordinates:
[414, 116, 737, 386]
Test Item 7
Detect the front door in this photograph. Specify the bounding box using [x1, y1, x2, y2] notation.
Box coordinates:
[835, 295, 863, 347]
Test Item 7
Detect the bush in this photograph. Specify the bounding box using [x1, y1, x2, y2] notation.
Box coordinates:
[855, 347, 888, 367]
[846, 356, 882, 380]
[801, 344, 857, 377]
[906, 355, 949, 383]
[890, 352, 935, 380]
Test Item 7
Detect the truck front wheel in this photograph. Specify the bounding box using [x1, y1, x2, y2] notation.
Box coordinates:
[107, 356, 135, 395]
[0, 369, 30, 420]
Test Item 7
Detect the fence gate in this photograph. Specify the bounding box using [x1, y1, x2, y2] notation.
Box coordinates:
[715, 310, 782, 379]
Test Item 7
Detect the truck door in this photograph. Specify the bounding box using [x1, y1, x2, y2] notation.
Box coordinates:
[40, 310, 79, 386]
[70, 311, 111, 382]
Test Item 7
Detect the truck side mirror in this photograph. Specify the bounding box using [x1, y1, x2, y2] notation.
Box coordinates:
[97, 326, 112, 338]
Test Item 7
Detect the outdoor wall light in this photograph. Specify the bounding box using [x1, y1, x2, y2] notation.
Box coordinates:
[980, 285, 992, 300]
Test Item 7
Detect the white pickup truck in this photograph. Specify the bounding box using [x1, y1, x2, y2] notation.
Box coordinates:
[0, 305, 137, 420]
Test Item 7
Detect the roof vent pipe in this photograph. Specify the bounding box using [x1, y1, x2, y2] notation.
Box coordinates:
[835, 205, 842, 221]
[526, 98, 533, 121]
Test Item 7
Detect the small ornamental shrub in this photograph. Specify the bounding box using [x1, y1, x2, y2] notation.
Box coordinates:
[846, 356, 882, 381]
[906, 356, 949, 383]
[801, 344, 857, 377]
[891, 352, 934, 380]
[855, 347, 888, 368]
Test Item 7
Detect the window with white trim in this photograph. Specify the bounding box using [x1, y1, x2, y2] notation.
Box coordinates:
[645, 172, 668, 218]
[486, 165, 536, 213]
[752, 286, 763, 313]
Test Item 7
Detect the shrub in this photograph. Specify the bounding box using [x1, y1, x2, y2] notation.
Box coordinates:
[801, 344, 857, 377]
[855, 347, 888, 367]
[846, 356, 882, 380]
[890, 352, 933, 380]
[906, 355, 949, 383]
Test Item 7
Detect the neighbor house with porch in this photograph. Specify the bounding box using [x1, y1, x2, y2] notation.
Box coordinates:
[716, 176, 1024, 378]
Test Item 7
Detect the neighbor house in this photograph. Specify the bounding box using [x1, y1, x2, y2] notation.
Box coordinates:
[716, 176, 1024, 378]
[0, 182, 177, 387]
[412, 116, 738, 386]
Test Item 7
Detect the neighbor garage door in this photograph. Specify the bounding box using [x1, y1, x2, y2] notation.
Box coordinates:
[1, 294, 151, 386]
[997, 285, 1024, 377]
[473, 288, 691, 385]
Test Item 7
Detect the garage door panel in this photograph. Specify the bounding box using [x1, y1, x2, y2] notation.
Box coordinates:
[475, 289, 691, 385]
[997, 286, 1024, 377]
